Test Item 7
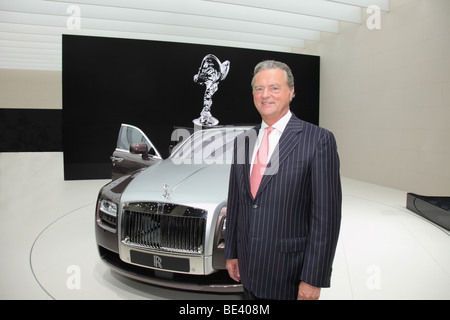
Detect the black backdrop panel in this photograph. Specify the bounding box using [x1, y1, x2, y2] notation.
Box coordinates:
[63, 35, 320, 180]
[0, 109, 62, 152]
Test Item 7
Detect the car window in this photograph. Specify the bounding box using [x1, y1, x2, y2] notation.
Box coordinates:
[171, 128, 246, 162]
[116, 124, 162, 158]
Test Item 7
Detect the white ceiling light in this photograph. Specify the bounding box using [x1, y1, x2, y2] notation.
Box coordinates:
[202, 0, 362, 23]
[329, 0, 390, 12]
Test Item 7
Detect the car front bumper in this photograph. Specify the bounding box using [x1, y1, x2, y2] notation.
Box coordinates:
[98, 245, 243, 293]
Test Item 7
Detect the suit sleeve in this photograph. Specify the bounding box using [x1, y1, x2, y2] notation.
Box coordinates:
[224, 138, 240, 260]
[301, 130, 342, 288]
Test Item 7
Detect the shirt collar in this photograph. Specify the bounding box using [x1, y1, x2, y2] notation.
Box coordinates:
[261, 110, 292, 134]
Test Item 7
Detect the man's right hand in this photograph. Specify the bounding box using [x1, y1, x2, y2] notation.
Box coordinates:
[226, 259, 240, 282]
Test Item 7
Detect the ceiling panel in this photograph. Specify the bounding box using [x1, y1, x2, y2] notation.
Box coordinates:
[202, 0, 362, 23]
[0, 0, 389, 71]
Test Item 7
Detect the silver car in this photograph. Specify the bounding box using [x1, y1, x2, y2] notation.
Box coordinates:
[95, 124, 250, 292]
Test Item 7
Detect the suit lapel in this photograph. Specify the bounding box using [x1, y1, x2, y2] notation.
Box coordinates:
[254, 115, 303, 199]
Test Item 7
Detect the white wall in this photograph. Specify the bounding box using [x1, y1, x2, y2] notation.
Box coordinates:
[318, 0, 450, 195]
[0, 69, 61, 109]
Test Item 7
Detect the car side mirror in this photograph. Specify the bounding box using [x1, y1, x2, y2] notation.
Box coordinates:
[130, 143, 149, 160]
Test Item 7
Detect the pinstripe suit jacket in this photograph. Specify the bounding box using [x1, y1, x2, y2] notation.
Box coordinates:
[225, 114, 342, 300]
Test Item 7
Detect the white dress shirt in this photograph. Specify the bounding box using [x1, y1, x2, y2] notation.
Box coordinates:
[250, 110, 292, 175]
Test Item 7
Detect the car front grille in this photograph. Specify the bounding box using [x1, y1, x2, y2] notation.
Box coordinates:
[121, 202, 207, 255]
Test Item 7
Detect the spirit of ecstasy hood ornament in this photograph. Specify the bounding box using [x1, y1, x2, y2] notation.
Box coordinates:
[193, 54, 230, 127]
[162, 184, 171, 199]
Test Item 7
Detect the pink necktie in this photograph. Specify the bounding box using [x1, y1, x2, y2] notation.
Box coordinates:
[250, 126, 274, 198]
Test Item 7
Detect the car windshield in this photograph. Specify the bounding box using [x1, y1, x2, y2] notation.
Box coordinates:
[170, 128, 248, 164]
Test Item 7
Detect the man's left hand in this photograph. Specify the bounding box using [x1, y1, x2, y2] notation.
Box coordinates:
[297, 282, 321, 300]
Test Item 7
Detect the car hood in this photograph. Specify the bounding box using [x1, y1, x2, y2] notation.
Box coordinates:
[120, 159, 232, 206]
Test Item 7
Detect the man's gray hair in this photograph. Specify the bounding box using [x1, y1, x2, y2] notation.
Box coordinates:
[251, 60, 295, 90]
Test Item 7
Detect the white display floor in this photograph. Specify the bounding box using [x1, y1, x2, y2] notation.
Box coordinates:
[1, 152, 449, 300]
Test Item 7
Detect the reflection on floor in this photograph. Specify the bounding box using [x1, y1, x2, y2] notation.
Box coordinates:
[1, 152, 449, 300]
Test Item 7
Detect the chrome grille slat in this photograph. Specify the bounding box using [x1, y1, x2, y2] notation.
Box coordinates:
[122, 202, 207, 255]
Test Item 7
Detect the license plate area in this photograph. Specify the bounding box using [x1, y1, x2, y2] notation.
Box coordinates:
[130, 250, 190, 273]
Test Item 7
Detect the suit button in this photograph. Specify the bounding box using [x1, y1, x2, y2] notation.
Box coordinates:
[252, 204, 258, 209]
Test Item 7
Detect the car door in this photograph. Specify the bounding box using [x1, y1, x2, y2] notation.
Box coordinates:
[111, 124, 162, 180]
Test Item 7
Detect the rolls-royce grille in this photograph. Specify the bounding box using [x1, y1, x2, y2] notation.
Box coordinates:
[122, 202, 207, 254]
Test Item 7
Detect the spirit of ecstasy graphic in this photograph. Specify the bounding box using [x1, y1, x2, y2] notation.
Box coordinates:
[193, 54, 230, 126]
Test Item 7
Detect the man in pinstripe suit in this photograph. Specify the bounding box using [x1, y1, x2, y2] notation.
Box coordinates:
[225, 60, 342, 300]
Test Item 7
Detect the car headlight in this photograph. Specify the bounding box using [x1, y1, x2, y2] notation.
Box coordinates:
[216, 206, 227, 249]
[100, 199, 118, 217]
[222, 217, 226, 231]
[97, 199, 118, 232]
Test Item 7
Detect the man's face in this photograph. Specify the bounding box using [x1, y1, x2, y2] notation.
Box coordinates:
[252, 68, 294, 125]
